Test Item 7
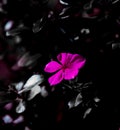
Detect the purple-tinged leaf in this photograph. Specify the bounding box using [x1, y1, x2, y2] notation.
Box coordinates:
[13, 115, 24, 124]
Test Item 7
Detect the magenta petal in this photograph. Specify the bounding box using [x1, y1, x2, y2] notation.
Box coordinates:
[57, 53, 80, 65]
[44, 61, 62, 73]
[78, 59, 86, 69]
[77, 59, 86, 69]
[70, 59, 86, 70]
[70, 54, 86, 69]
[64, 68, 79, 80]
[57, 53, 68, 64]
[70, 54, 84, 62]
[48, 70, 64, 86]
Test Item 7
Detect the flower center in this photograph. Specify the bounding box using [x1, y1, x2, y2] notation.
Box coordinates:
[62, 63, 69, 71]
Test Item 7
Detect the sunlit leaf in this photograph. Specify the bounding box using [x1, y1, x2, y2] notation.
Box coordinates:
[27, 85, 41, 100]
[74, 93, 82, 107]
[83, 108, 92, 119]
[24, 74, 43, 88]
[40, 86, 48, 97]
[0, 92, 15, 104]
[15, 82, 24, 91]
[59, 0, 69, 5]
[81, 28, 90, 34]
[5, 24, 29, 36]
[4, 20, 14, 31]
[112, 0, 120, 4]
[25, 126, 31, 130]
[94, 97, 100, 102]
[16, 100, 26, 113]
[32, 17, 47, 33]
[68, 99, 75, 109]
[19, 74, 44, 93]
[17, 52, 41, 67]
[68, 93, 82, 109]
[112, 43, 120, 50]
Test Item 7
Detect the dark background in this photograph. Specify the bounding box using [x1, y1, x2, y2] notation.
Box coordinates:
[0, 0, 118, 129]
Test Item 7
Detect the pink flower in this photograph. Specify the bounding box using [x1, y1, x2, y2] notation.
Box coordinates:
[44, 52, 86, 86]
